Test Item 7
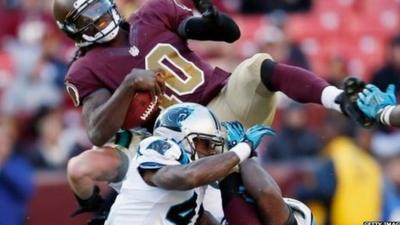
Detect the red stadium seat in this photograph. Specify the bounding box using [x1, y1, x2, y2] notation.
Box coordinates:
[313, 0, 355, 14]
[28, 172, 111, 225]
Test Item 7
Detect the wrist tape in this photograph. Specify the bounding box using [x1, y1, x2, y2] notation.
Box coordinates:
[378, 105, 396, 126]
[231, 142, 251, 163]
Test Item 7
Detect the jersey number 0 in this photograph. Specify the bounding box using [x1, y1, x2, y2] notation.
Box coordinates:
[145, 43, 205, 109]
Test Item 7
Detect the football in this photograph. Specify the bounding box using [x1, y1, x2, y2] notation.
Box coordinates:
[121, 92, 160, 129]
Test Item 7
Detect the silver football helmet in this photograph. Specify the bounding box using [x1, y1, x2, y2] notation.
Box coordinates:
[153, 103, 225, 158]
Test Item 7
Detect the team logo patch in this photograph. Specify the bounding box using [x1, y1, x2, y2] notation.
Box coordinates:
[148, 139, 172, 155]
[129, 45, 140, 57]
[65, 82, 80, 107]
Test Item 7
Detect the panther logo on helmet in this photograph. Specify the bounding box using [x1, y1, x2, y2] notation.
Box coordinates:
[154, 107, 194, 132]
[153, 103, 225, 158]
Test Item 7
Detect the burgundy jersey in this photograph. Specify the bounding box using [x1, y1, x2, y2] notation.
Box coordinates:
[65, 0, 230, 109]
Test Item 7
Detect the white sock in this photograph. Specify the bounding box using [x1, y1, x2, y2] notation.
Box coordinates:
[379, 105, 395, 126]
[321, 86, 343, 112]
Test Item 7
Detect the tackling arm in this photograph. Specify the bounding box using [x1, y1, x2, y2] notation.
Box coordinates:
[240, 158, 290, 225]
[142, 151, 240, 190]
[140, 121, 273, 190]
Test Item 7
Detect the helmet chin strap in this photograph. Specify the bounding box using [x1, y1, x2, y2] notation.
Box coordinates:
[179, 136, 196, 160]
[96, 25, 120, 43]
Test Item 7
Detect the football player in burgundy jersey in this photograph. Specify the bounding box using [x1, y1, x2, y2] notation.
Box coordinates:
[52, 0, 367, 224]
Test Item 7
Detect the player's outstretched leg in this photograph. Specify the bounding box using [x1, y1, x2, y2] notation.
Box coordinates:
[67, 147, 128, 216]
[260, 58, 344, 111]
[261, 58, 375, 127]
[67, 147, 127, 198]
[208, 54, 347, 128]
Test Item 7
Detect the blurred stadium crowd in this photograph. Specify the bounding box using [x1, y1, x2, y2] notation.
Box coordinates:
[1, 0, 400, 225]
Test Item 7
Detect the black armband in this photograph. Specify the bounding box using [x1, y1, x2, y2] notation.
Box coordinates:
[178, 13, 240, 43]
[260, 59, 278, 92]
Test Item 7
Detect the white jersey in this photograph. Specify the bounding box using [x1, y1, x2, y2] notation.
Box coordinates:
[203, 182, 224, 223]
[105, 136, 206, 225]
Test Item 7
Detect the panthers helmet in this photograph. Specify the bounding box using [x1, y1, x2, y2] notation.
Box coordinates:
[53, 0, 122, 47]
[153, 103, 225, 157]
[284, 198, 315, 225]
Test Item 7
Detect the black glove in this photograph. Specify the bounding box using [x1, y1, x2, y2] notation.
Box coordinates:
[335, 77, 375, 128]
[192, 0, 218, 19]
[70, 186, 106, 217]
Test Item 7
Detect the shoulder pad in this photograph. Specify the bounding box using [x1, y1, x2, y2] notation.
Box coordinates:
[136, 136, 189, 169]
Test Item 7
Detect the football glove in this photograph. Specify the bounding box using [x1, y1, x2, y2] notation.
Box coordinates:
[357, 84, 397, 119]
[335, 77, 375, 128]
[245, 124, 275, 150]
[221, 121, 245, 149]
[70, 186, 105, 217]
[192, 0, 218, 19]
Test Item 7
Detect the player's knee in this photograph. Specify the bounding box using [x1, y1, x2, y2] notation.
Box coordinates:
[252, 53, 273, 62]
[69, 148, 125, 182]
[67, 151, 96, 180]
[67, 156, 85, 181]
[237, 53, 275, 93]
[245, 53, 273, 76]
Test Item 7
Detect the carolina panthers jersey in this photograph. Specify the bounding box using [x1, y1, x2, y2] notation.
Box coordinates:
[65, 0, 230, 109]
[105, 136, 206, 225]
[203, 182, 224, 223]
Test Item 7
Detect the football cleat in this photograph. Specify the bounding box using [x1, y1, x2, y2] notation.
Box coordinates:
[335, 77, 375, 128]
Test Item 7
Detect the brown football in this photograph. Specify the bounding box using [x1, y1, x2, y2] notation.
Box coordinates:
[121, 92, 160, 129]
